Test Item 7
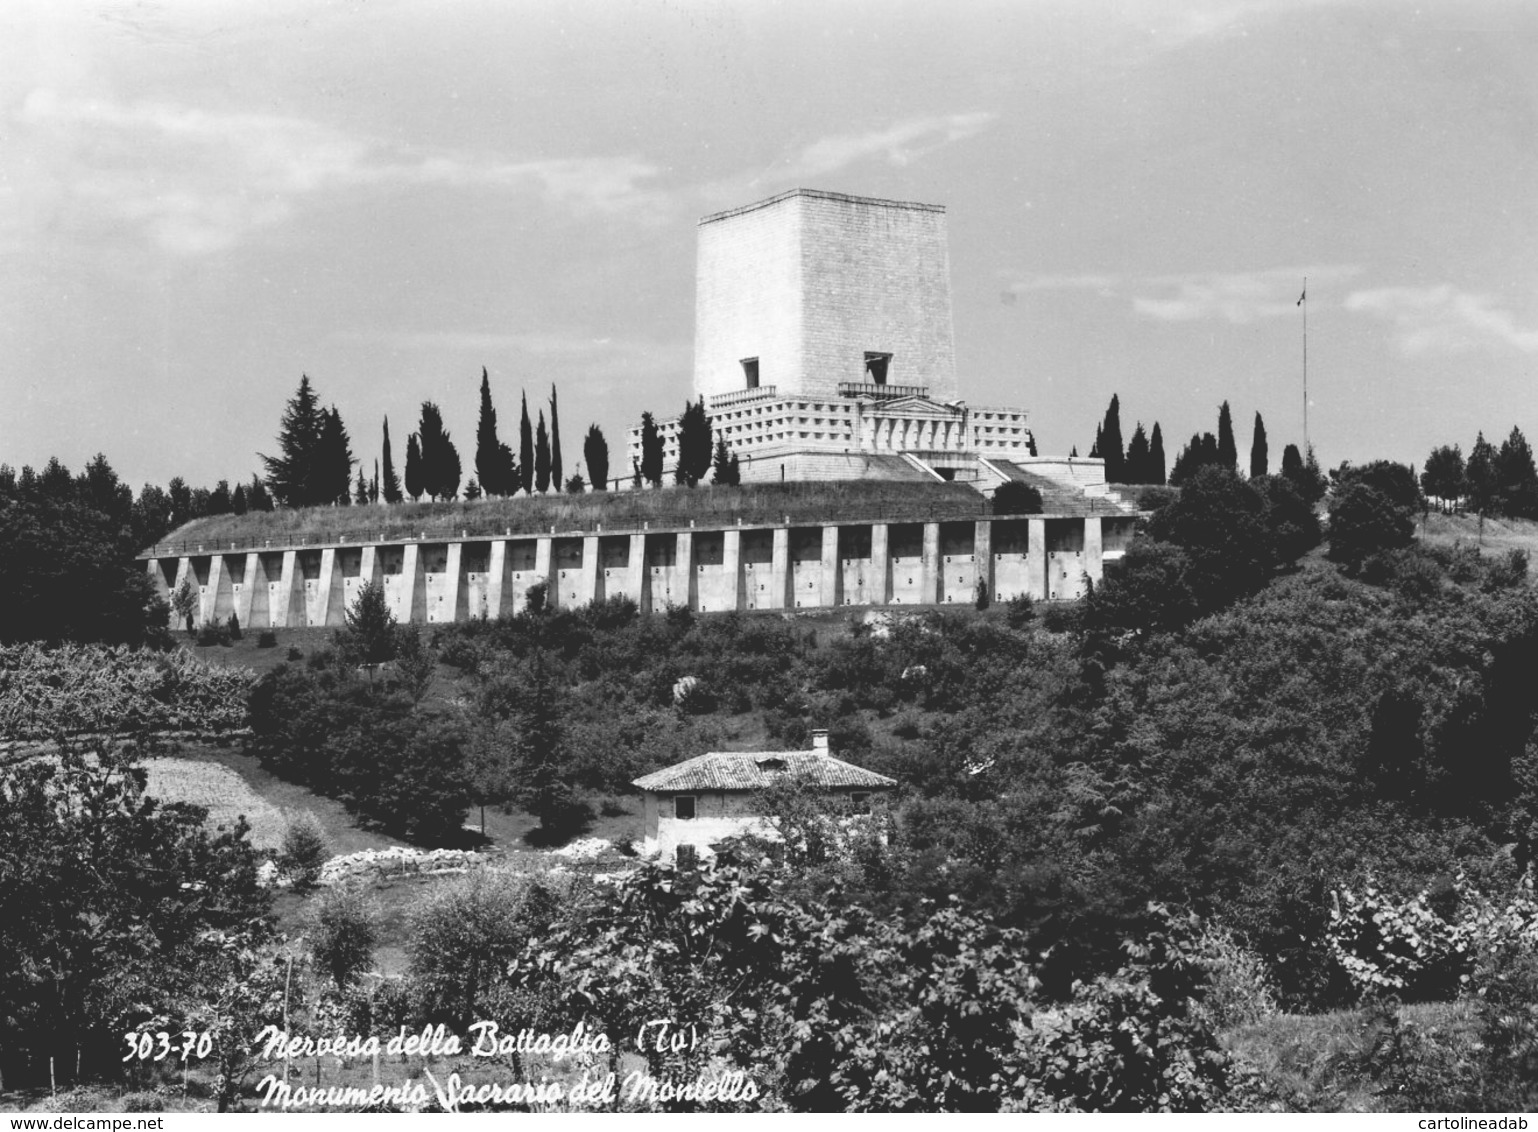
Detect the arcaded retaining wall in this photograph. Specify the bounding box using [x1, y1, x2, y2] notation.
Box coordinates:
[145, 514, 1138, 628]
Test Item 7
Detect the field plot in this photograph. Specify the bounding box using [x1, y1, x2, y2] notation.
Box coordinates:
[140, 756, 291, 849]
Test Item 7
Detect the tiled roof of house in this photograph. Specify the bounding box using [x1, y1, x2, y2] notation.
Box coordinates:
[633, 751, 897, 793]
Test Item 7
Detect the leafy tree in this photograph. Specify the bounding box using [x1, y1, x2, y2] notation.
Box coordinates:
[519, 391, 534, 495]
[260, 375, 325, 507]
[1217, 401, 1238, 471]
[1281, 443, 1328, 506]
[172, 575, 199, 633]
[464, 477, 482, 500]
[474, 367, 507, 497]
[1147, 465, 1274, 607]
[564, 474, 585, 494]
[1100, 394, 1126, 483]
[208, 479, 232, 514]
[1125, 423, 1150, 484]
[584, 423, 609, 491]
[1334, 460, 1423, 514]
[535, 410, 551, 493]
[404, 432, 424, 501]
[1328, 482, 1415, 567]
[1494, 425, 1538, 519]
[1086, 538, 1198, 631]
[675, 398, 714, 486]
[549, 383, 563, 490]
[1255, 474, 1322, 562]
[1250, 412, 1268, 479]
[1147, 422, 1167, 486]
[246, 474, 273, 513]
[381, 416, 403, 504]
[1466, 432, 1499, 532]
[0, 455, 170, 645]
[1420, 445, 1465, 513]
[640, 411, 664, 487]
[0, 736, 270, 1090]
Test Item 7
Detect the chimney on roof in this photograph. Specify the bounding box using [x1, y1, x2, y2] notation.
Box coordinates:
[811, 729, 829, 754]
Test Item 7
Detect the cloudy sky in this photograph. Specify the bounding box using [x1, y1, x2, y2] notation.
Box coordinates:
[4, 0, 1536, 491]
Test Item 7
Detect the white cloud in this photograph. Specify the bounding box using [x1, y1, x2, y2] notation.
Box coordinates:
[1345, 285, 1538, 356]
[780, 112, 997, 182]
[13, 90, 663, 255]
[1132, 266, 1360, 323]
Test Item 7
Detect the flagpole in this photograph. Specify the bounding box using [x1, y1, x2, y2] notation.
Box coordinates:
[1301, 277, 1308, 452]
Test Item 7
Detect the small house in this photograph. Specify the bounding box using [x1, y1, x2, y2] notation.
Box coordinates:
[632, 729, 897, 862]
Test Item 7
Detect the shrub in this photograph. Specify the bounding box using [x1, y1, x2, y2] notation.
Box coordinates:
[280, 812, 329, 892]
[287, 645, 304, 661]
[1003, 592, 1034, 629]
[119, 1093, 163, 1113]
[257, 630, 278, 648]
[1136, 484, 1179, 512]
[524, 580, 548, 614]
[226, 613, 242, 641]
[993, 480, 1043, 515]
[196, 620, 231, 647]
[308, 882, 379, 988]
[1328, 483, 1415, 567]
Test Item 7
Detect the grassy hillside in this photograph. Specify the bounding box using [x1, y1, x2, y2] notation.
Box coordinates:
[142, 480, 989, 556]
[1417, 511, 1538, 558]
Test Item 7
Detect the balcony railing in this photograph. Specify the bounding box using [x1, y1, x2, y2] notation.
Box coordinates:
[708, 386, 779, 409]
[837, 381, 929, 400]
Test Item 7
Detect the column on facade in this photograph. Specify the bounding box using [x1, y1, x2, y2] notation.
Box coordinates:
[1084, 517, 1104, 586]
[1026, 518, 1047, 601]
[921, 522, 942, 603]
[676, 530, 696, 609]
[441, 542, 465, 623]
[820, 525, 843, 608]
[974, 520, 994, 602]
[869, 522, 892, 605]
[485, 541, 508, 618]
[626, 533, 647, 609]
[534, 537, 555, 607]
[314, 548, 347, 626]
[770, 526, 790, 610]
[722, 528, 743, 611]
[236, 553, 266, 629]
[578, 536, 601, 608]
[272, 551, 299, 628]
[399, 544, 427, 624]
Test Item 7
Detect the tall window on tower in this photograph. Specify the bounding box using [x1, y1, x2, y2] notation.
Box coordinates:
[741, 358, 759, 389]
[865, 352, 892, 386]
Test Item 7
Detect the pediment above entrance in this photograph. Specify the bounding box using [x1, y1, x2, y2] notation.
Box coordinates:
[867, 395, 966, 418]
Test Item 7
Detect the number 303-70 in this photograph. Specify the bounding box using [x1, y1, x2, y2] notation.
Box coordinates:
[122, 1031, 214, 1062]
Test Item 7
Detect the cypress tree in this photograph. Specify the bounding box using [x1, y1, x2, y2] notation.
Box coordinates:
[261, 374, 325, 507]
[1250, 412, 1269, 479]
[1217, 401, 1237, 471]
[584, 424, 609, 491]
[371, 459, 379, 504]
[549, 384, 563, 490]
[1089, 423, 1103, 460]
[381, 417, 403, 504]
[712, 435, 732, 484]
[1149, 422, 1167, 486]
[354, 467, 369, 505]
[519, 392, 534, 495]
[675, 398, 714, 487]
[640, 412, 664, 487]
[1101, 394, 1125, 483]
[247, 475, 273, 512]
[405, 433, 424, 501]
[475, 368, 505, 497]
[535, 411, 551, 493]
[232, 483, 248, 515]
[1281, 443, 1303, 480]
[1125, 423, 1150, 484]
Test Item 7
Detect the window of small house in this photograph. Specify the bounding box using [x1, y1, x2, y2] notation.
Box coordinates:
[674, 795, 696, 820]
[850, 792, 871, 814]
